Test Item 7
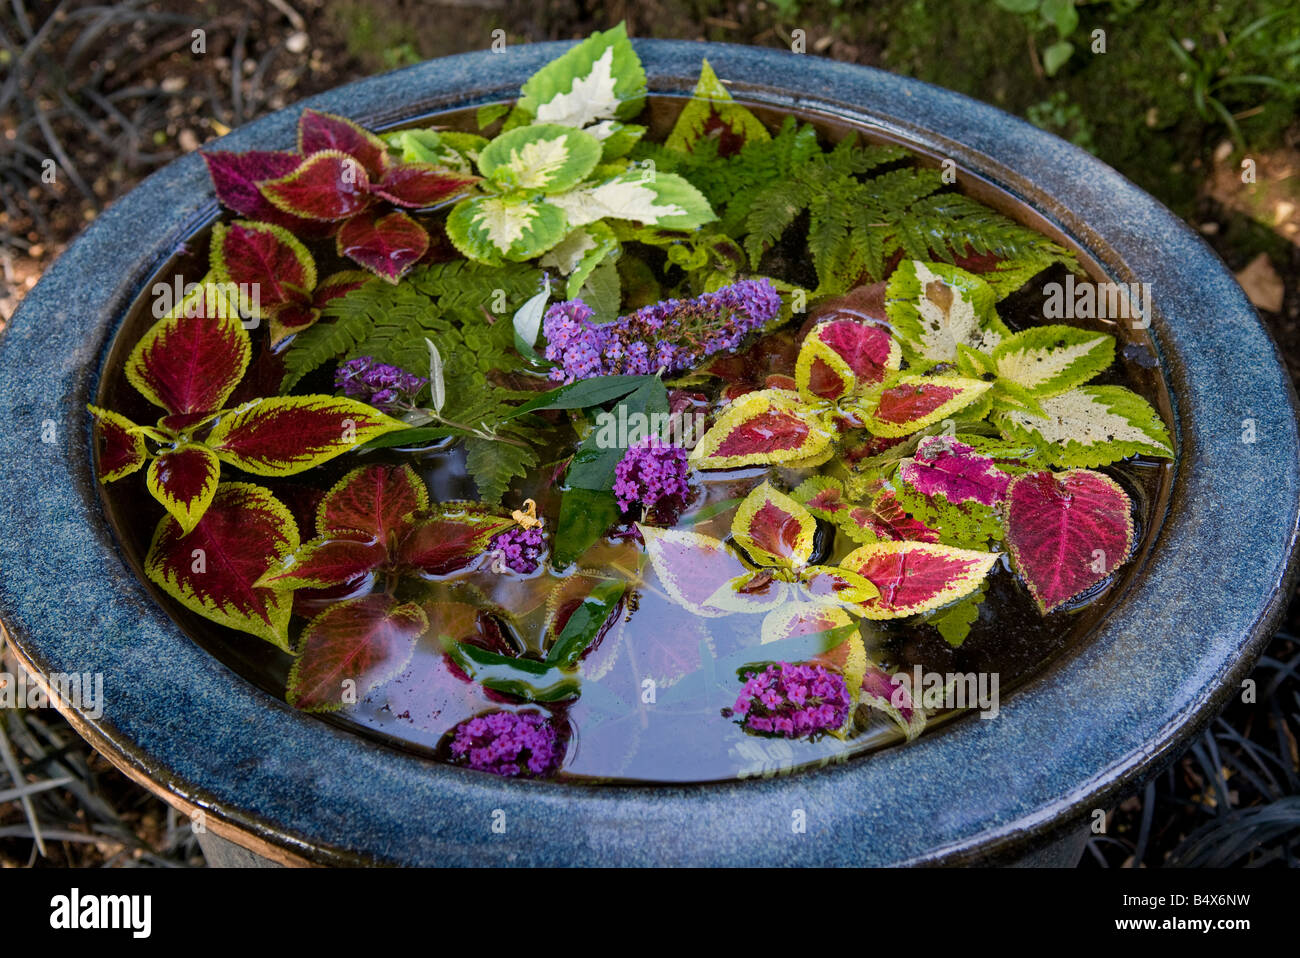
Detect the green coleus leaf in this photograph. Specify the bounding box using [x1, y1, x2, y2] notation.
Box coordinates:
[518, 22, 647, 129]
[996, 385, 1174, 467]
[664, 58, 770, 155]
[144, 482, 299, 649]
[990, 325, 1115, 398]
[205, 395, 406, 476]
[547, 168, 716, 230]
[385, 128, 486, 173]
[885, 259, 1009, 367]
[477, 123, 602, 193]
[926, 581, 988, 647]
[445, 193, 569, 263]
[286, 595, 426, 712]
[539, 221, 620, 298]
[544, 577, 627, 668]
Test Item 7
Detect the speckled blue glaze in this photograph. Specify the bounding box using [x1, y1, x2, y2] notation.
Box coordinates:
[1, 40, 1297, 866]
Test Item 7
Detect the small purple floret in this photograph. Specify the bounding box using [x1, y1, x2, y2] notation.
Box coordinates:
[488, 525, 547, 574]
[334, 356, 427, 412]
[732, 662, 851, 738]
[448, 711, 562, 777]
[541, 278, 782, 384]
[613, 437, 690, 516]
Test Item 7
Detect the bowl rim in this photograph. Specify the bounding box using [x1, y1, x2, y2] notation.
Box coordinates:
[1, 37, 1297, 866]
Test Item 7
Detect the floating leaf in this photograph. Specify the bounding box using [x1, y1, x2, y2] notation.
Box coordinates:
[545, 577, 627, 668]
[518, 22, 647, 129]
[885, 259, 1008, 367]
[665, 58, 770, 156]
[898, 435, 1011, 507]
[991, 325, 1115, 397]
[206, 395, 405, 476]
[690, 389, 834, 469]
[732, 482, 816, 569]
[761, 603, 854, 647]
[841, 541, 1000, 619]
[258, 535, 386, 591]
[996, 385, 1174, 467]
[639, 525, 767, 618]
[88, 405, 147, 482]
[1004, 469, 1135, 614]
[258, 150, 372, 221]
[316, 463, 428, 538]
[335, 208, 430, 282]
[297, 108, 390, 177]
[144, 483, 299, 648]
[861, 375, 991, 437]
[478, 124, 603, 193]
[287, 595, 426, 712]
[125, 285, 251, 417]
[369, 163, 477, 208]
[202, 149, 316, 230]
[858, 667, 926, 740]
[146, 443, 221, 534]
[797, 319, 899, 404]
[397, 504, 514, 576]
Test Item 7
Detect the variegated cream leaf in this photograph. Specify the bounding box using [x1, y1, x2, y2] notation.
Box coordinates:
[885, 259, 1009, 367]
[991, 325, 1116, 397]
[519, 23, 647, 129]
[445, 193, 569, 262]
[997, 385, 1174, 467]
[540, 222, 620, 298]
[477, 124, 602, 194]
[547, 170, 716, 230]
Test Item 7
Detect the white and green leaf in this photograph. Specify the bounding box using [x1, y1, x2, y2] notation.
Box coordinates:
[540, 221, 620, 298]
[885, 259, 1009, 367]
[518, 23, 647, 129]
[445, 193, 569, 262]
[548, 169, 716, 229]
[477, 123, 602, 194]
[997, 384, 1174, 467]
[991, 324, 1115, 397]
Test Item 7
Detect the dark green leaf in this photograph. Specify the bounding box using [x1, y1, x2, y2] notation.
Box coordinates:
[545, 578, 627, 667]
[552, 488, 621, 568]
[447, 643, 581, 702]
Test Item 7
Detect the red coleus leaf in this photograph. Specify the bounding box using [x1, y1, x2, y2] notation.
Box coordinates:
[858, 667, 926, 740]
[397, 504, 515, 577]
[312, 270, 371, 308]
[1004, 469, 1134, 614]
[202, 149, 299, 220]
[898, 435, 1011, 508]
[317, 463, 429, 539]
[258, 150, 373, 221]
[850, 488, 939, 543]
[146, 443, 221, 534]
[732, 482, 816, 569]
[798, 319, 899, 402]
[88, 405, 147, 482]
[286, 594, 427, 712]
[258, 535, 388, 591]
[297, 109, 390, 178]
[371, 163, 478, 208]
[144, 483, 299, 648]
[841, 541, 999, 619]
[335, 208, 429, 282]
[690, 389, 833, 469]
[125, 285, 251, 418]
[210, 220, 316, 313]
[806, 282, 889, 327]
[205, 395, 404, 476]
[862, 375, 990, 437]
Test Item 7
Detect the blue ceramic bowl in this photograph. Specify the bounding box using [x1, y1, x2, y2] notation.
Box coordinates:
[2, 40, 1297, 866]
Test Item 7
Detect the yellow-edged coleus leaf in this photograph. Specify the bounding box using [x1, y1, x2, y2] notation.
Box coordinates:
[859, 374, 992, 437]
[690, 389, 835, 469]
[477, 123, 602, 193]
[286, 595, 426, 712]
[799, 565, 880, 606]
[146, 443, 221, 534]
[144, 482, 299, 649]
[445, 193, 569, 263]
[88, 405, 148, 482]
[210, 219, 316, 318]
[760, 602, 854, 646]
[796, 319, 900, 404]
[204, 395, 405, 476]
[257, 149, 373, 221]
[732, 481, 816, 569]
[840, 541, 1000, 619]
[640, 524, 774, 618]
[298, 108, 391, 178]
[885, 260, 1009, 367]
[518, 22, 647, 128]
[859, 666, 927, 740]
[664, 58, 771, 155]
[700, 569, 793, 615]
[256, 534, 388, 591]
[991, 324, 1116, 398]
[316, 463, 429, 538]
[996, 385, 1174, 468]
[547, 169, 716, 230]
[125, 281, 251, 418]
[396, 502, 515, 577]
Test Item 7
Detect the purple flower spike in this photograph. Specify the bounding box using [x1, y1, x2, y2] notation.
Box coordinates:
[732, 662, 851, 739]
[334, 356, 427, 412]
[541, 278, 783, 384]
[448, 711, 563, 777]
[613, 437, 690, 518]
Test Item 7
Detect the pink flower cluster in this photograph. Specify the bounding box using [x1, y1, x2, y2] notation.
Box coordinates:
[448, 710, 562, 777]
[613, 438, 690, 516]
[541, 279, 782, 384]
[732, 662, 851, 738]
[488, 526, 547, 574]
